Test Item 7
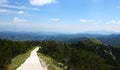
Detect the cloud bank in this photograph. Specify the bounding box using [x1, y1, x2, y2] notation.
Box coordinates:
[13, 17, 27, 23]
[0, 0, 8, 5]
[30, 0, 56, 6]
[50, 18, 60, 22]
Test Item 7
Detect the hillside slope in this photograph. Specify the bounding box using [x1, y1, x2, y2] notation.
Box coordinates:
[39, 39, 120, 70]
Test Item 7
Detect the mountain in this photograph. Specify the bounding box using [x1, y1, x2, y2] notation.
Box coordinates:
[67, 34, 120, 47]
[70, 39, 120, 69]
[0, 31, 120, 47]
[0, 31, 104, 41]
[0, 33, 120, 70]
[39, 38, 120, 70]
[96, 34, 120, 47]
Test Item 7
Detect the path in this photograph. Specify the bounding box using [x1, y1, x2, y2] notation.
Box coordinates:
[17, 47, 48, 70]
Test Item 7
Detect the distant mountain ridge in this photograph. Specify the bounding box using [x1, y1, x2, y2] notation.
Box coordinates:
[0, 31, 120, 47]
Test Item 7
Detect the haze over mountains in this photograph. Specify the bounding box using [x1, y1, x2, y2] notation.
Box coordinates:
[1, 0, 120, 70]
[0, 31, 120, 47]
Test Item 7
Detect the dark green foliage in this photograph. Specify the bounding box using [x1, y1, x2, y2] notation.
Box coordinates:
[109, 46, 120, 69]
[97, 34, 120, 47]
[39, 40, 112, 70]
[0, 37, 120, 70]
[0, 39, 33, 70]
[67, 49, 110, 70]
[70, 39, 120, 70]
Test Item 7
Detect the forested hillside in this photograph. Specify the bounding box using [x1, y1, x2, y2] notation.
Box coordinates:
[39, 39, 120, 70]
[0, 39, 34, 70]
[96, 34, 120, 47]
[0, 38, 120, 70]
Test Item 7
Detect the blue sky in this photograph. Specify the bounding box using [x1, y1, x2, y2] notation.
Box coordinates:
[0, 0, 120, 33]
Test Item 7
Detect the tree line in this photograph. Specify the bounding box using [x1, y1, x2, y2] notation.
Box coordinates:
[0, 39, 35, 70]
[0, 38, 120, 70]
[39, 39, 120, 70]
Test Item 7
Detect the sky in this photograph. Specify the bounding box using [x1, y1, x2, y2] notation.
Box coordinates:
[0, 0, 120, 33]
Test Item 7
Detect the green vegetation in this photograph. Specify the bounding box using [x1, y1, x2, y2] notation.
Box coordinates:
[37, 52, 64, 70]
[71, 39, 120, 70]
[38, 39, 120, 70]
[7, 47, 35, 70]
[0, 39, 34, 70]
[84, 38, 102, 45]
[39, 41, 110, 70]
[0, 38, 120, 70]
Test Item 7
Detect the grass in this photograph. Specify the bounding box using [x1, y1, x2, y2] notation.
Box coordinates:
[37, 52, 64, 70]
[7, 47, 35, 70]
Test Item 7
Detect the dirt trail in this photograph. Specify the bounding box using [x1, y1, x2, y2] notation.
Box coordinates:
[17, 47, 48, 70]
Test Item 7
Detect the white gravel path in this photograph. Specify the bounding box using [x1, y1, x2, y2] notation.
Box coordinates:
[17, 47, 48, 70]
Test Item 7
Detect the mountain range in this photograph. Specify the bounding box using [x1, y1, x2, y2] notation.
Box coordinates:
[0, 31, 120, 47]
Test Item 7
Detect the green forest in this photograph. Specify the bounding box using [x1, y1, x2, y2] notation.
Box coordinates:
[39, 39, 120, 70]
[0, 39, 120, 70]
[0, 39, 35, 70]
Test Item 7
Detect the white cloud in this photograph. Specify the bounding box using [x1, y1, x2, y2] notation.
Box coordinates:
[106, 20, 120, 24]
[0, 0, 8, 5]
[0, 0, 40, 11]
[30, 0, 56, 6]
[0, 9, 15, 14]
[13, 17, 27, 23]
[50, 18, 60, 22]
[0, 9, 8, 13]
[33, 8, 40, 11]
[0, 4, 26, 9]
[80, 19, 93, 23]
[18, 10, 24, 14]
[0, 4, 40, 11]
[111, 20, 116, 23]
[0, 9, 25, 15]
[1, 21, 120, 33]
[103, 24, 120, 32]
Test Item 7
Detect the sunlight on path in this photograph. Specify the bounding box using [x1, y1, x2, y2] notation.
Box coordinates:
[17, 47, 48, 70]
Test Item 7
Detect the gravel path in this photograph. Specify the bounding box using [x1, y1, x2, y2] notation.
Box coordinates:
[17, 47, 48, 70]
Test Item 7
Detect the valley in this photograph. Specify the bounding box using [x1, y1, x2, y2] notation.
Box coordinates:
[0, 35, 120, 70]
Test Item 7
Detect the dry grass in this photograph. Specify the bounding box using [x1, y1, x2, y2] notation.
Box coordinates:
[37, 52, 64, 70]
[7, 47, 35, 70]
